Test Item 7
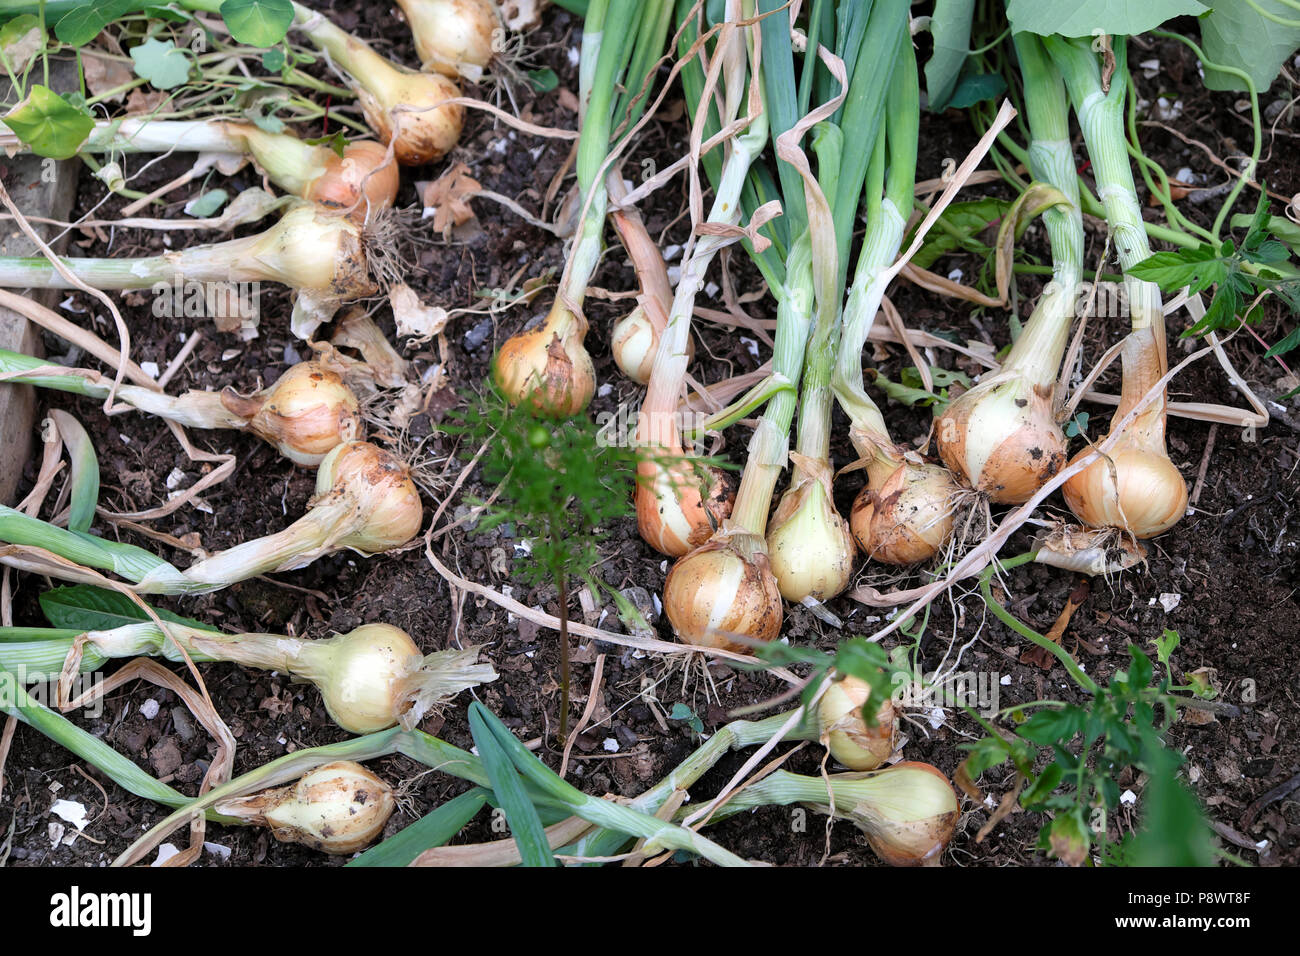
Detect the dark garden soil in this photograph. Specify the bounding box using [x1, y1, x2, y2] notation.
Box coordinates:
[1, 8, 1297, 868]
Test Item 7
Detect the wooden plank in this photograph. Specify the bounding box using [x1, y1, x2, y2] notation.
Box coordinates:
[0, 59, 82, 504]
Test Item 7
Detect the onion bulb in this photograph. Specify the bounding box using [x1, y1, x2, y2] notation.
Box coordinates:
[1062, 327, 1187, 538]
[817, 675, 897, 771]
[662, 530, 782, 652]
[612, 305, 693, 386]
[395, 0, 501, 79]
[850, 455, 960, 565]
[635, 454, 733, 557]
[213, 762, 394, 855]
[219, 361, 362, 466]
[832, 762, 961, 866]
[936, 374, 1066, 505]
[492, 302, 595, 417]
[766, 464, 854, 602]
[305, 140, 401, 219]
[312, 441, 424, 553]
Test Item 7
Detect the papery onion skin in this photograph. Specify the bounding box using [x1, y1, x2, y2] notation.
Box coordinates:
[850, 460, 959, 565]
[357, 70, 464, 166]
[663, 532, 781, 652]
[936, 378, 1066, 504]
[316, 441, 423, 552]
[311, 624, 424, 734]
[492, 308, 596, 417]
[306, 141, 400, 219]
[217, 761, 395, 855]
[847, 762, 961, 867]
[396, 0, 500, 77]
[221, 361, 362, 466]
[635, 456, 733, 557]
[612, 306, 693, 386]
[766, 478, 854, 602]
[1061, 443, 1188, 538]
[817, 675, 897, 771]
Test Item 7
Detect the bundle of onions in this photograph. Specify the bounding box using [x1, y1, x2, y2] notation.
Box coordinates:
[831, 49, 964, 565]
[0, 441, 421, 595]
[935, 36, 1084, 507]
[395, 0, 502, 81]
[0, 352, 361, 466]
[2, 119, 400, 220]
[289, 1, 464, 165]
[0, 201, 377, 339]
[213, 762, 395, 854]
[697, 763, 961, 866]
[0, 621, 495, 734]
[1050, 37, 1188, 537]
[493, 0, 670, 415]
[817, 674, 897, 771]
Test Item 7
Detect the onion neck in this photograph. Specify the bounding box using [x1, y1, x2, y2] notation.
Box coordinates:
[292, 3, 401, 88]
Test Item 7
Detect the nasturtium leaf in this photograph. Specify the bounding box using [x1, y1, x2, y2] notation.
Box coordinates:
[1, 84, 93, 159]
[130, 37, 193, 90]
[1200, 0, 1300, 93]
[944, 70, 1007, 110]
[1005, 0, 1207, 37]
[54, 0, 140, 48]
[219, 0, 294, 48]
[260, 47, 286, 71]
[0, 14, 43, 75]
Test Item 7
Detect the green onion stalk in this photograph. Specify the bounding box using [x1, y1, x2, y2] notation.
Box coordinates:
[0, 200, 377, 339]
[671, 762, 961, 866]
[663, 0, 890, 647]
[0, 350, 361, 466]
[492, 0, 661, 416]
[0, 441, 421, 594]
[935, 32, 1084, 505]
[1049, 36, 1188, 538]
[0, 621, 496, 735]
[0, 119, 400, 220]
[634, 0, 761, 558]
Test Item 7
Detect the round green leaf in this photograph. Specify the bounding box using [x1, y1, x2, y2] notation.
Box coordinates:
[0, 14, 43, 74]
[1, 84, 94, 160]
[220, 0, 294, 48]
[129, 36, 193, 90]
[54, 0, 139, 48]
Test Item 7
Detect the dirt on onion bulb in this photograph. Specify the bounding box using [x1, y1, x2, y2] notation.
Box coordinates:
[662, 529, 782, 652]
[214, 762, 394, 855]
[395, 0, 501, 79]
[219, 361, 362, 465]
[492, 303, 596, 417]
[817, 674, 897, 771]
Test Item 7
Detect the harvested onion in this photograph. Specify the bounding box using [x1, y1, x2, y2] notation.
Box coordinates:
[817, 675, 897, 771]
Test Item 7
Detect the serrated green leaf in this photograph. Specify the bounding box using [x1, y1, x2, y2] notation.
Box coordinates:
[1200, 0, 1300, 93]
[1127, 246, 1227, 294]
[39, 585, 215, 633]
[130, 37, 193, 90]
[1264, 323, 1300, 357]
[1006, 0, 1208, 37]
[958, 735, 1011, 777]
[1020, 761, 1064, 807]
[1153, 628, 1180, 667]
[220, 0, 294, 48]
[1018, 706, 1084, 746]
[1127, 645, 1154, 690]
[1, 84, 93, 160]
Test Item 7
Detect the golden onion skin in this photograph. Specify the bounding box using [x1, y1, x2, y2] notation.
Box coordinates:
[766, 477, 854, 602]
[635, 456, 734, 557]
[317, 441, 423, 552]
[817, 675, 897, 771]
[306, 140, 400, 219]
[313, 624, 423, 734]
[936, 377, 1066, 504]
[233, 761, 395, 855]
[1061, 443, 1188, 538]
[848, 762, 961, 867]
[850, 460, 958, 565]
[663, 533, 782, 652]
[492, 314, 596, 417]
[358, 71, 464, 166]
[397, 0, 500, 77]
[222, 361, 362, 466]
